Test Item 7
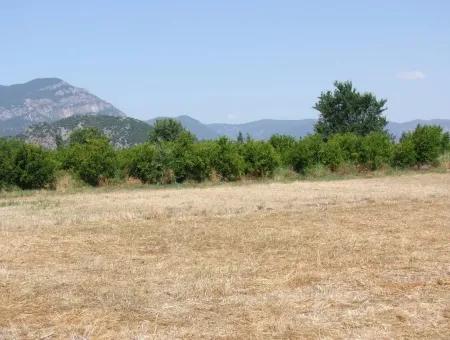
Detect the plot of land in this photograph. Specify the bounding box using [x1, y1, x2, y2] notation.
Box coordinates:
[1, 173, 449, 339]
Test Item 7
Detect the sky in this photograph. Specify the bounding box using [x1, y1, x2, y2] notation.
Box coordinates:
[1, 0, 450, 123]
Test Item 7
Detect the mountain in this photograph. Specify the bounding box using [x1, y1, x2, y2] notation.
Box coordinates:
[208, 119, 317, 139]
[150, 116, 450, 140]
[387, 119, 450, 138]
[0, 78, 125, 136]
[23, 115, 151, 149]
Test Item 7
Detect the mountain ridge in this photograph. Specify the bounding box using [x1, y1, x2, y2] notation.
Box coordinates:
[0, 78, 124, 136]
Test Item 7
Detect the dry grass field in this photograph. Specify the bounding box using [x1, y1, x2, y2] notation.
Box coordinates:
[1, 173, 449, 339]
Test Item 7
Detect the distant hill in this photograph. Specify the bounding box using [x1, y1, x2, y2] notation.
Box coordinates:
[387, 119, 450, 138]
[0, 78, 125, 136]
[208, 119, 317, 139]
[24, 115, 151, 149]
[149, 115, 450, 140]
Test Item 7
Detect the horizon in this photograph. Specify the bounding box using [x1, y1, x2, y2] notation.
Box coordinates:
[2, 1, 450, 123]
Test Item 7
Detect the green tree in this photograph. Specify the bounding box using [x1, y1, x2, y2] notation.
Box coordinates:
[148, 118, 188, 143]
[210, 137, 244, 180]
[241, 141, 280, 177]
[269, 134, 296, 166]
[392, 134, 417, 168]
[0, 139, 21, 189]
[360, 132, 393, 170]
[314, 81, 387, 138]
[237, 131, 244, 143]
[69, 127, 108, 146]
[289, 134, 324, 173]
[13, 143, 56, 190]
[327, 133, 363, 164]
[63, 128, 117, 186]
[411, 125, 445, 166]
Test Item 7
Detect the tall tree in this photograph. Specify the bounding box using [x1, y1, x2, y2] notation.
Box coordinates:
[314, 81, 388, 138]
[148, 118, 187, 143]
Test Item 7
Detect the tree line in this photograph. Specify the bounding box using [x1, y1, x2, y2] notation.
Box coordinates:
[1, 81, 449, 190]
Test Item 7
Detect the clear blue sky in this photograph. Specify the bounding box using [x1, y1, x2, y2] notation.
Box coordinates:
[1, 1, 449, 123]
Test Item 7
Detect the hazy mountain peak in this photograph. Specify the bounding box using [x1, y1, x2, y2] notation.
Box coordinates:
[0, 78, 125, 136]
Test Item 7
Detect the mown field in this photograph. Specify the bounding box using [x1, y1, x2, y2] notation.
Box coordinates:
[1, 173, 449, 339]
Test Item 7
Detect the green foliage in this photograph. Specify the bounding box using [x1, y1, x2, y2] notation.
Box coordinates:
[289, 134, 324, 173]
[360, 132, 393, 170]
[314, 81, 387, 138]
[209, 137, 244, 180]
[269, 134, 296, 165]
[148, 118, 187, 143]
[410, 125, 445, 166]
[442, 132, 450, 152]
[63, 129, 118, 186]
[170, 133, 211, 182]
[0, 139, 21, 189]
[13, 143, 56, 190]
[327, 133, 363, 164]
[392, 133, 417, 168]
[125, 143, 157, 183]
[319, 138, 343, 171]
[241, 141, 280, 177]
[69, 127, 108, 146]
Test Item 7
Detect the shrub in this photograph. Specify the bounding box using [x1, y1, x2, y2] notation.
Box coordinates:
[411, 125, 445, 166]
[172, 139, 213, 182]
[126, 143, 157, 183]
[289, 134, 323, 173]
[209, 137, 244, 181]
[442, 132, 450, 152]
[360, 132, 393, 170]
[241, 141, 280, 177]
[319, 138, 343, 171]
[0, 139, 21, 190]
[65, 138, 118, 186]
[392, 134, 417, 168]
[269, 134, 296, 166]
[328, 133, 363, 164]
[13, 143, 56, 190]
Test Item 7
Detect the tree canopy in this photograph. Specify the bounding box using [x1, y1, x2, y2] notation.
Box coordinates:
[314, 81, 388, 138]
[148, 118, 187, 143]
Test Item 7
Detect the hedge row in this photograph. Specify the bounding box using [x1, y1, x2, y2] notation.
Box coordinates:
[1, 125, 449, 190]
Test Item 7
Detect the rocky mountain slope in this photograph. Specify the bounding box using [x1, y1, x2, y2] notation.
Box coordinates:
[24, 115, 151, 149]
[0, 78, 124, 136]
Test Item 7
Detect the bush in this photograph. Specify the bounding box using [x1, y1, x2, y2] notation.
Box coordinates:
[269, 134, 296, 166]
[209, 137, 244, 181]
[411, 125, 445, 166]
[173, 140, 213, 182]
[289, 134, 323, 173]
[126, 143, 157, 183]
[65, 137, 118, 186]
[241, 141, 280, 177]
[328, 133, 363, 164]
[360, 132, 393, 170]
[392, 134, 417, 168]
[13, 143, 56, 190]
[0, 139, 20, 190]
[319, 138, 343, 171]
[442, 132, 450, 152]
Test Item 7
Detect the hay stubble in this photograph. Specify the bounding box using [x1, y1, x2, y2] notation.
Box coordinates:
[0, 174, 449, 338]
